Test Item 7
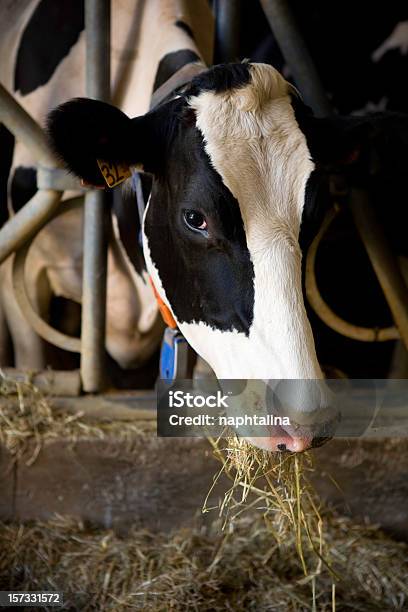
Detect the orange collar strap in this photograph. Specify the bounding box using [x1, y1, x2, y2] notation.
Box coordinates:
[149, 277, 177, 329]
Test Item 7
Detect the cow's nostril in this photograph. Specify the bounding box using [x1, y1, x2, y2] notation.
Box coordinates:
[277, 443, 287, 451]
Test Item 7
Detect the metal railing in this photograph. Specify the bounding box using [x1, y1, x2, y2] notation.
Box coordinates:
[0, 0, 111, 393]
[81, 0, 110, 392]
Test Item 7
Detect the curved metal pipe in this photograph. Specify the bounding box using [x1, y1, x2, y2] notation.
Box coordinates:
[259, 0, 332, 117]
[11, 199, 84, 353]
[305, 207, 399, 342]
[0, 83, 56, 167]
[213, 0, 242, 63]
[12, 240, 81, 353]
[0, 189, 62, 265]
[350, 188, 408, 350]
[0, 84, 66, 264]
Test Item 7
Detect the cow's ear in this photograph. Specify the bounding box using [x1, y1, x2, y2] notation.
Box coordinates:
[302, 116, 370, 171]
[47, 97, 154, 187]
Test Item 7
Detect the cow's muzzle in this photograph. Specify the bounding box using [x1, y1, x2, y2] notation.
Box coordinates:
[236, 379, 340, 453]
[245, 412, 339, 453]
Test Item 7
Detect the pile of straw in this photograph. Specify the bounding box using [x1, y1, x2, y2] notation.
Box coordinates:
[0, 512, 407, 611]
[0, 371, 152, 464]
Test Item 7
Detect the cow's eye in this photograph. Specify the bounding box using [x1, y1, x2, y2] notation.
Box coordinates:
[183, 209, 208, 233]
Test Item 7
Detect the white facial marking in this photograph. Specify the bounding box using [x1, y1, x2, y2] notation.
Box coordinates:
[185, 63, 322, 381]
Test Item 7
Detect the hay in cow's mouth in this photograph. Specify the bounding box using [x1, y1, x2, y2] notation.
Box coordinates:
[205, 434, 340, 601]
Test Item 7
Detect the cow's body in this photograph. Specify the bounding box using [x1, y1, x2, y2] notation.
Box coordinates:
[0, 0, 213, 369]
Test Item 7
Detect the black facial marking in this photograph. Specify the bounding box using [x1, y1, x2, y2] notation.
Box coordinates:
[46, 62, 256, 319]
[0, 125, 14, 226]
[153, 50, 200, 92]
[299, 170, 331, 254]
[188, 62, 251, 95]
[174, 20, 195, 41]
[144, 103, 255, 335]
[15, 0, 84, 95]
[11, 167, 37, 212]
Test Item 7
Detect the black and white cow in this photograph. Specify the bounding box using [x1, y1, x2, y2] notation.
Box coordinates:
[47, 57, 408, 451]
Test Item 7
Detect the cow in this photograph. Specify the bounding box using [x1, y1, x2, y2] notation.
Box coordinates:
[0, 0, 213, 371]
[47, 45, 408, 451]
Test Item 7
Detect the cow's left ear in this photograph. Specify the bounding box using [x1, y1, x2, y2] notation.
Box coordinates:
[47, 97, 156, 187]
[300, 115, 371, 171]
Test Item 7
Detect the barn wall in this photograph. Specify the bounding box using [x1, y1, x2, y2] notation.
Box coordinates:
[1, 434, 408, 539]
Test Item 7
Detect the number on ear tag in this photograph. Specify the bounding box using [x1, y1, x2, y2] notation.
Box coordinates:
[97, 159, 131, 188]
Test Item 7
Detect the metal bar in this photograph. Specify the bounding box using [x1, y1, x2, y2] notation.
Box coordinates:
[37, 165, 83, 191]
[0, 190, 61, 265]
[10, 198, 82, 352]
[0, 83, 56, 166]
[85, 0, 111, 100]
[305, 206, 399, 342]
[80, 0, 111, 392]
[213, 0, 242, 63]
[259, 0, 332, 117]
[0, 84, 64, 263]
[150, 62, 206, 110]
[350, 188, 408, 351]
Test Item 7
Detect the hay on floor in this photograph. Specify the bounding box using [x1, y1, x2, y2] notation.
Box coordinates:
[0, 371, 154, 464]
[1, 371, 407, 609]
[0, 513, 407, 611]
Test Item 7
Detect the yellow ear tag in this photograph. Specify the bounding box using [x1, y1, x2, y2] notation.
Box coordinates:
[97, 159, 131, 188]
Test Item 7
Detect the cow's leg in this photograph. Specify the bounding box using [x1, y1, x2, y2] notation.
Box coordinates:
[1, 257, 50, 370]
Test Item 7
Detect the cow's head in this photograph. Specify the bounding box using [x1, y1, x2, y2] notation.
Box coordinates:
[48, 63, 353, 452]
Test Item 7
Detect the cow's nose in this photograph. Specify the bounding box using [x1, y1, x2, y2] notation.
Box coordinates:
[282, 435, 332, 452]
[279, 418, 336, 452]
[246, 433, 314, 453]
[246, 429, 334, 453]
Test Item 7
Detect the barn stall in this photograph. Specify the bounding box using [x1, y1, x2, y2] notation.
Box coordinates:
[0, 0, 408, 610]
